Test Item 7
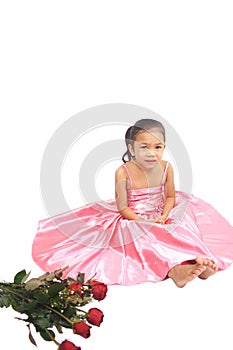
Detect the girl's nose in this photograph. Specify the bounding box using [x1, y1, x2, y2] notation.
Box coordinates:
[147, 149, 156, 157]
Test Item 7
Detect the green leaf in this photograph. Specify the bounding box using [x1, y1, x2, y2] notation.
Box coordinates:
[50, 311, 72, 329]
[11, 298, 20, 311]
[77, 273, 85, 284]
[39, 329, 55, 341]
[38, 272, 55, 282]
[33, 290, 50, 304]
[62, 305, 77, 318]
[48, 282, 65, 297]
[11, 299, 27, 312]
[13, 299, 39, 314]
[26, 300, 39, 312]
[0, 295, 11, 308]
[25, 278, 45, 291]
[21, 271, 31, 284]
[14, 269, 27, 284]
[33, 316, 51, 329]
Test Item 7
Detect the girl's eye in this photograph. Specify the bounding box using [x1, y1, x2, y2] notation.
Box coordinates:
[139, 145, 163, 150]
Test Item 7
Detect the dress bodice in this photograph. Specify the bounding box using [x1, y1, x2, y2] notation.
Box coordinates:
[122, 162, 168, 220]
[127, 185, 165, 219]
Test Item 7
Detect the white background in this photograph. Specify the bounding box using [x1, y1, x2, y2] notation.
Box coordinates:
[0, 1, 233, 349]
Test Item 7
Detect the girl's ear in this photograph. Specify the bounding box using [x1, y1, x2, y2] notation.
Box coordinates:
[128, 144, 135, 157]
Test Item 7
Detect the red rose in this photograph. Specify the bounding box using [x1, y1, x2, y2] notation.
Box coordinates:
[90, 280, 103, 286]
[90, 281, 108, 300]
[87, 308, 104, 327]
[69, 283, 83, 296]
[59, 339, 81, 350]
[73, 321, 91, 338]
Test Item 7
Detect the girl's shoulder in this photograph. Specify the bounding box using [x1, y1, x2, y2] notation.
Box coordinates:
[115, 162, 135, 186]
[157, 160, 171, 174]
[161, 160, 173, 171]
[162, 161, 174, 185]
[115, 161, 133, 172]
[115, 163, 128, 179]
[160, 160, 167, 168]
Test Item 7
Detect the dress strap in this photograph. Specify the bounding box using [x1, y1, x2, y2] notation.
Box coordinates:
[122, 164, 133, 188]
[161, 161, 169, 185]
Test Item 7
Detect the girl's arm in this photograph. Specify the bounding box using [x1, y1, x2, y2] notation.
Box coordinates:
[115, 166, 141, 220]
[155, 163, 176, 223]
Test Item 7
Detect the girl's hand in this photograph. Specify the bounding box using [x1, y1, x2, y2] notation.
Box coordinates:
[155, 215, 168, 224]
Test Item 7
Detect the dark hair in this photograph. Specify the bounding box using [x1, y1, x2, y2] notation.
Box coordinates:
[122, 119, 166, 163]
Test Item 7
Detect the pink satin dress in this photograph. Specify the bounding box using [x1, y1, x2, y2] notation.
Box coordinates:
[32, 162, 233, 285]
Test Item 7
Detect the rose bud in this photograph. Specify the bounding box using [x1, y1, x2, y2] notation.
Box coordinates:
[69, 283, 83, 295]
[87, 308, 104, 327]
[59, 339, 81, 350]
[73, 321, 91, 338]
[90, 281, 108, 300]
[89, 280, 104, 286]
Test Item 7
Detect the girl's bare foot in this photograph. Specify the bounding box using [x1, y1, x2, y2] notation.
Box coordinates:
[168, 263, 206, 288]
[195, 257, 218, 279]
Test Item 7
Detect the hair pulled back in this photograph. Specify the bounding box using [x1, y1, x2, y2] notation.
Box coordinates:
[122, 119, 166, 163]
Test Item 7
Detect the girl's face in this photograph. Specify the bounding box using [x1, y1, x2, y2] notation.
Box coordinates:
[128, 128, 165, 169]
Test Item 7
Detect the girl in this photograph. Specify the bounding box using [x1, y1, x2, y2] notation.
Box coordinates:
[32, 119, 233, 288]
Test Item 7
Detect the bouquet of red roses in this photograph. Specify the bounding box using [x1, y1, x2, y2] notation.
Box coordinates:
[0, 267, 107, 349]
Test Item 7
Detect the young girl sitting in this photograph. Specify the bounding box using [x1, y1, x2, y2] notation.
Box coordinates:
[32, 118, 233, 287]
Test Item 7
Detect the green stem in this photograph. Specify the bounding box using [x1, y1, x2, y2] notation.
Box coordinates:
[46, 305, 73, 325]
[76, 308, 88, 314]
[44, 329, 60, 346]
[0, 285, 30, 300]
